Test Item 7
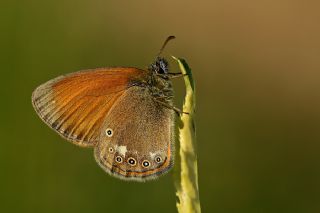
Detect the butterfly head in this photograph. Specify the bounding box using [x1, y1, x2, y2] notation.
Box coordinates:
[148, 36, 175, 76]
[149, 57, 169, 75]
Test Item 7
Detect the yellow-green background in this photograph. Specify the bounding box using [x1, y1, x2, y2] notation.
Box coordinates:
[1, 0, 320, 212]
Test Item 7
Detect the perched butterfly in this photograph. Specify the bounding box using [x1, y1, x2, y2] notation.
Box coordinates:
[32, 36, 185, 181]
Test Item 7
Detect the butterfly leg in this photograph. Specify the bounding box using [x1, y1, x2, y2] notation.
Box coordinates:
[153, 98, 189, 115]
[155, 73, 186, 79]
[168, 72, 187, 79]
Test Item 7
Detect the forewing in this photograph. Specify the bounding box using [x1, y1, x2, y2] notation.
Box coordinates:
[32, 67, 146, 147]
[94, 86, 175, 181]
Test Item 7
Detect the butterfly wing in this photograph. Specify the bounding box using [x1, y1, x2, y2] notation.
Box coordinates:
[32, 67, 147, 147]
[94, 86, 175, 181]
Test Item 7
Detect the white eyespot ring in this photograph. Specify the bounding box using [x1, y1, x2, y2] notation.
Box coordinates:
[115, 156, 123, 163]
[155, 156, 163, 164]
[108, 147, 114, 153]
[127, 157, 137, 166]
[142, 160, 151, 168]
[105, 128, 113, 137]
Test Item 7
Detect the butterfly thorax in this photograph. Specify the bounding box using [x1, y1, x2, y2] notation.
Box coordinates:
[147, 57, 173, 104]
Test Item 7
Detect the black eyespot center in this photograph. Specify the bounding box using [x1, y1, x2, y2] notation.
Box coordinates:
[108, 147, 114, 153]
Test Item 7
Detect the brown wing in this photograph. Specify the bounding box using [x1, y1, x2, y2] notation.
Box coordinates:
[32, 67, 147, 147]
[94, 86, 175, 181]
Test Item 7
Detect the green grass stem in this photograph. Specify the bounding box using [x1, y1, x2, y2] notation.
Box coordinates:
[173, 57, 201, 213]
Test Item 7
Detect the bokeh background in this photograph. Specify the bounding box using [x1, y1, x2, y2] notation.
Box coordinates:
[1, 0, 320, 212]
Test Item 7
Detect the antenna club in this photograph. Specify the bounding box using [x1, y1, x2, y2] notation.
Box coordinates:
[158, 35, 176, 56]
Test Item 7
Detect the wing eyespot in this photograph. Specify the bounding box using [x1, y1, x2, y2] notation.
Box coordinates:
[105, 128, 113, 137]
[115, 156, 123, 163]
[155, 156, 163, 164]
[142, 160, 151, 168]
[108, 146, 114, 153]
[127, 157, 137, 166]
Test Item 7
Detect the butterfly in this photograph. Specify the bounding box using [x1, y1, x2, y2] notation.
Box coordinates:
[31, 36, 184, 181]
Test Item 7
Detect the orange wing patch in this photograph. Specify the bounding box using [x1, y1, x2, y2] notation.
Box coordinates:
[32, 67, 147, 147]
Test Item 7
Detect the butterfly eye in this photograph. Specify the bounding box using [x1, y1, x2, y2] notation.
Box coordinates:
[159, 59, 168, 74]
[127, 157, 137, 166]
[115, 156, 123, 163]
[108, 147, 114, 153]
[155, 156, 162, 163]
[142, 160, 151, 168]
[106, 128, 113, 137]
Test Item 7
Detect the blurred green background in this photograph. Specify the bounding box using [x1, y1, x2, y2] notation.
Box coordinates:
[1, 0, 320, 212]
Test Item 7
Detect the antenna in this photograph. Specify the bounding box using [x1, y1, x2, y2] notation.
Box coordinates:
[157, 35, 176, 56]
